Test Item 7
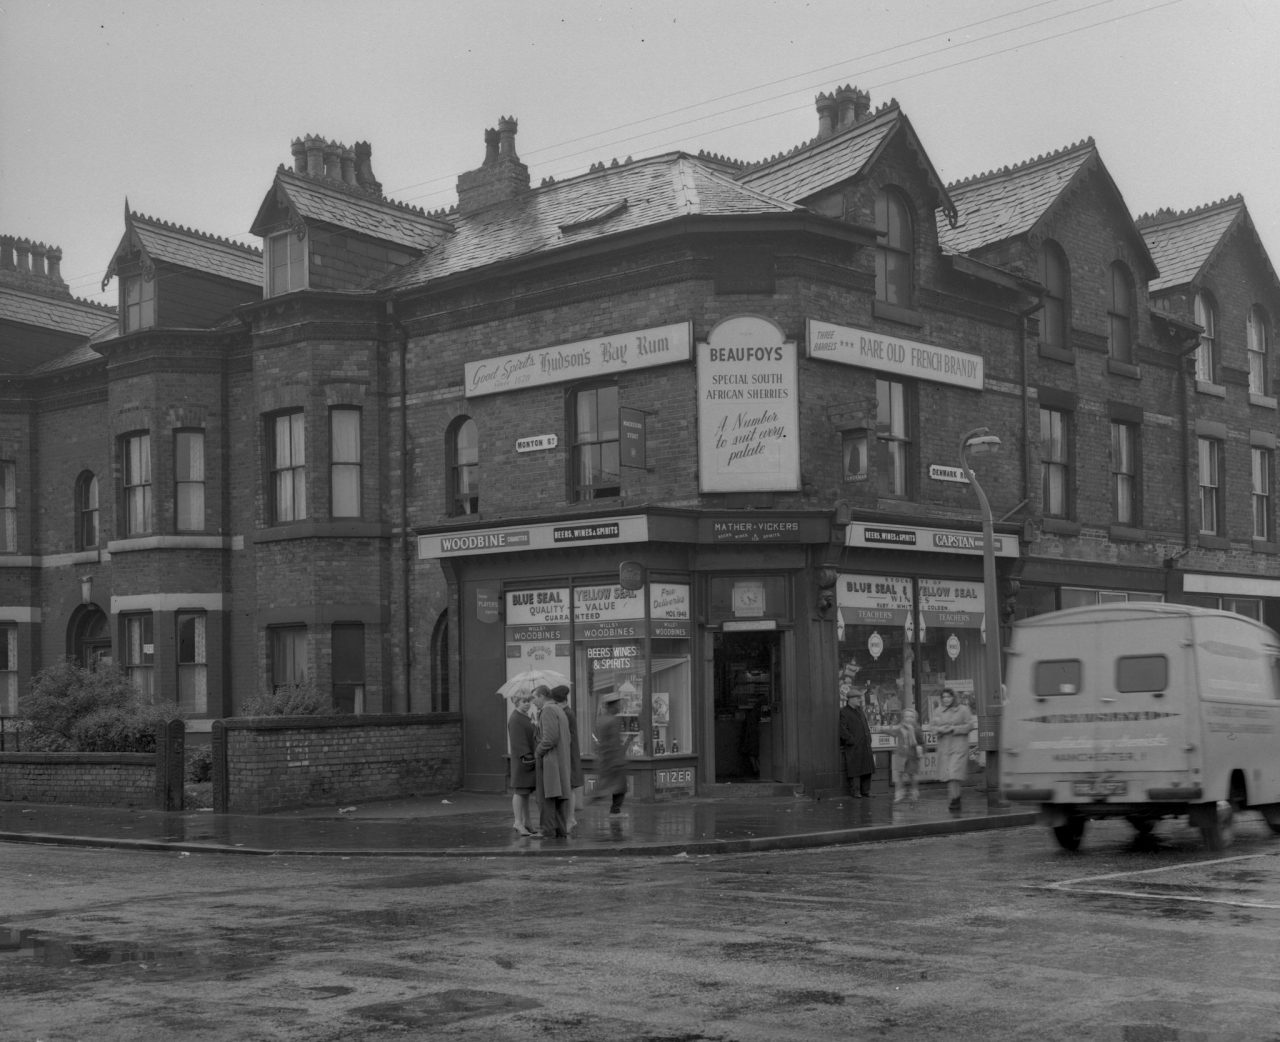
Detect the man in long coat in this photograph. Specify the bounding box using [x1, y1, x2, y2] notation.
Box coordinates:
[839, 685, 874, 797]
[533, 685, 572, 837]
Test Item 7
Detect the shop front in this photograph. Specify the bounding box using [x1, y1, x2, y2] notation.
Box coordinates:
[837, 518, 1020, 773]
[418, 509, 834, 799]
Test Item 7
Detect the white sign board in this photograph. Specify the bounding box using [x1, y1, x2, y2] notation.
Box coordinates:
[807, 319, 984, 390]
[464, 321, 692, 397]
[697, 317, 800, 492]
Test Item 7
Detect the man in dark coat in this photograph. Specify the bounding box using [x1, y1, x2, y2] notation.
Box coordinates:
[839, 685, 874, 797]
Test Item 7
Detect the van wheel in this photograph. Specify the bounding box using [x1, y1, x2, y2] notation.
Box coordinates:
[1052, 815, 1086, 851]
[1125, 815, 1155, 836]
[1199, 801, 1235, 852]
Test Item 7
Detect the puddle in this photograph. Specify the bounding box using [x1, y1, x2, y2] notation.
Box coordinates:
[0, 925, 246, 979]
[352, 988, 539, 1027]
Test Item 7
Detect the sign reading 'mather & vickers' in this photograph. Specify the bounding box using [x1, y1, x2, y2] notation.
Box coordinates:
[807, 319, 984, 390]
[465, 321, 692, 398]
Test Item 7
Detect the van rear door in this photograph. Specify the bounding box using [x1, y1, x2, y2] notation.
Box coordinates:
[1012, 609, 1192, 798]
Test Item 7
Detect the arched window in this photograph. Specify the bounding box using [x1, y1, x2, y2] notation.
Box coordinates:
[75, 471, 99, 550]
[1108, 262, 1134, 363]
[68, 605, 110, 669]
[447, 417, 479, 516]
[431, 610, 451, 713]
[1248, 305, 1270, 396]
[875, 188, 913, 307]
[1194, 290, 1217, 383]
[1039, 241, 1069, 351]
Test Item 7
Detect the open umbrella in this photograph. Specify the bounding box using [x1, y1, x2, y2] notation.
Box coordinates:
[496, 668, 572, 700]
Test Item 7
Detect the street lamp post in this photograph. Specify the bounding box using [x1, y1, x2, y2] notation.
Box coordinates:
[958, 427, 1003, 799]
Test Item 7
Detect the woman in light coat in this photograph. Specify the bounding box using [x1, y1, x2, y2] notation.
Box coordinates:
[933, 687, 975, 812]
[534, 685, 572, 837]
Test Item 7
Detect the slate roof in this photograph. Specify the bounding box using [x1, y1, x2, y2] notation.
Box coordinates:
[103, 209, 261, 288]
[736, 102, 955, 222]
[938, 140, 1096, 255]
[257, 169, 452, 252]
[1139, 197, 1245, 293]
[0, 285, 114, 338]
[382, 153, 802, 290]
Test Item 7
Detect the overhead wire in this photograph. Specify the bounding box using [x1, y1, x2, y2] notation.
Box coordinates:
[54, 0, 1178, 302]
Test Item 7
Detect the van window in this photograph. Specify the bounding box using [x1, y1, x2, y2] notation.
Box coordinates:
[1034, 659, 1081, 696]
[1116, 654, 1167, 693]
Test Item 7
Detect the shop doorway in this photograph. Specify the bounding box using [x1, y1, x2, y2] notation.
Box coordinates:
[713, 631, 781, 782]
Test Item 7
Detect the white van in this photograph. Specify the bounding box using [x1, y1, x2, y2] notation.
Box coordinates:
[1000, 602, 1280, 850]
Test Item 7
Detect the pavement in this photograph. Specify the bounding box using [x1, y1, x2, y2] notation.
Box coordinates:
[0, 784, 1038, 858]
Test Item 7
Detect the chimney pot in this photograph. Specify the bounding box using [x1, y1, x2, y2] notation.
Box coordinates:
[815, 92, 838, 139]
[30, 242, 46, 278]
[483, 127, 500, 167]
[354, 141, 382, 194]
[835, 85, 857, 130]
[305, 136, 325, 177]
[47, 246, 63, 283]
[341, 147, 357, 186]
[15, 239, 30, 274]
[498, 116, 518, 159]
[291, 137, 307, 173]
[323, 141, 342, 180]
[0, 236, 13, 271]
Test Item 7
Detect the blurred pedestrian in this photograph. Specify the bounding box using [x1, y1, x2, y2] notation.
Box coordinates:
[592, 690, 628, 814]
[933, 687, 975, 812]
[839, 685, 874, 797]
[551, 685, 585, 833]
[533, 684, 571, 837]
[878, 706, 924, 804]
[507, 694, 537, 836]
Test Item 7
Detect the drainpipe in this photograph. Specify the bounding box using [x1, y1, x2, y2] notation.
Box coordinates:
[387, 296, 412, 714]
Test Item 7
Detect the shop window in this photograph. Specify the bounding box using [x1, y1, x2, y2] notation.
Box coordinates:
[1253, 447, 1273, 541]
[0, 624, 15, 716]
[875, 187, 913, 307]
[1198, 437, 1222, 535]
[122, 433, 152, 536]
[447, 416, 479, 516]
[270, 625, 307, 693]
[571, 385, 620, 501]
[1195, 291, 1218, 384]
[1038, 240, 1069, 352]
[1061, 587, 1162, 609]
[330, 407, 361, 518]
[1110, 421, 1139, 525]
[0, 459, 15, 553]
[270, 411, 307, 523]
[876, 378, 912, 498]
[1108, 262, 1134, 364]
[175, 430, 205, 532]
[122, 273, 155, 332]
[332, 622, 365, 713]
[1248, 306, 1270, 396]
[122, 612, 154, 702]
[1185, 594, 1263, 621]
[176, 611, 207, 714]
[75, 471, 99, 549]
[1040, 407, 1071, 518]
[266, 229, 307, 297]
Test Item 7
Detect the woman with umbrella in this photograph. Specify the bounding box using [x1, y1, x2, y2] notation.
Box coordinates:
[507, 693, 538, 836]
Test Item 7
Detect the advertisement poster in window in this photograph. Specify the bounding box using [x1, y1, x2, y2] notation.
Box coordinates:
[696, 317, 800, 493]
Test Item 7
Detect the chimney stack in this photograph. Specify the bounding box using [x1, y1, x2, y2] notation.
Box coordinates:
[832, 85, 871, 131]
[456, 117, 530, 217]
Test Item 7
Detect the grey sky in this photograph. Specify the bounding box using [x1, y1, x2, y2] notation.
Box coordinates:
[3, 0, 1278, 307]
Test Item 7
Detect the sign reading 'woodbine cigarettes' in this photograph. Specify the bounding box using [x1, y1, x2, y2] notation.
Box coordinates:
[807, 319, 984, 390]
[697, 316, 800, 493]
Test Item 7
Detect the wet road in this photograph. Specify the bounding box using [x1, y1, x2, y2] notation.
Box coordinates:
[4, 816, 1279, 1041]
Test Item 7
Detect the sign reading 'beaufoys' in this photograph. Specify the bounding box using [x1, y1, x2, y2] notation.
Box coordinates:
[464, 321, 692, 397]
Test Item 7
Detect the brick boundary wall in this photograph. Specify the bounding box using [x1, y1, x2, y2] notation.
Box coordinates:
[212, 713, 463, 814]
[0, 719, 185, 810]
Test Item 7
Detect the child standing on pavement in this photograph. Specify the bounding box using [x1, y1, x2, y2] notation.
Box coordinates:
[885, 707, 925, 804]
